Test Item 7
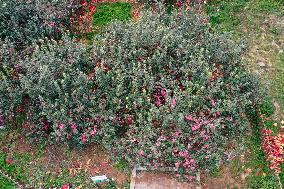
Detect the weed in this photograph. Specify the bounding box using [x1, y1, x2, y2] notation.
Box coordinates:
[114, 160, 129, 172]
[209, 166, 222, 177]
[0, 152, 29, 184]
[246, 174, 279, 189]
[35, 142, 47, 159]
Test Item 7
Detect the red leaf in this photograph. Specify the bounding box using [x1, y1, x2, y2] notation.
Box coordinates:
[61, 184, 70, 189]
[80, 0, 87, 5]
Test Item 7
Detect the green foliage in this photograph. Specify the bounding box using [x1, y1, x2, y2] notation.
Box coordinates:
[280, 164, 284, 186]
[101, 180, 118, 189]
[0, 147, 93, 188]
[40, 169, 93, 188]
[0, 4, 261, 180]
[209, 165, 222, 177]
[94, 6, 260, 179]
[0, 152, 29, 184]
[0, 175, 16, 189]
[250, 0, 284, 13]
[271, 52, 284, 108]
[246, 174, 279, 189]
[205, 0, 248, 32]
[114, 160, 129, 171]
[137, 0, 207, 6]
[35, 142, 47, 158]
[93, 2, 132, 26]
[260, 96, 275, 117]
[0, 0, 76, 49]
[206, 0, 284, 33]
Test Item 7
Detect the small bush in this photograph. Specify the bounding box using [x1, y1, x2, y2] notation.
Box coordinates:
[93, 6, 261, 179]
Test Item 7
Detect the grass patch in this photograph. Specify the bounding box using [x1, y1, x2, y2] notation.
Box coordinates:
[205, 3, 284, 186]
[271, 52, 284, 108]
[246, 174, 279, 189]
[206, 0, 284, 34]
[249, 0, 284, 14]
[0, 129, 97, 188]
[205, 0, 249, 32]
[0, 175, 16, 189]
[93, 2, 132, 27]
[0, 152, 30, 184]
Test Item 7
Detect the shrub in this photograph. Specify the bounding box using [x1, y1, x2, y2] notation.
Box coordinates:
[0, 0, 77, 49]
[93, 6, 261, 180]
[0, 37, 96, 143]
[0, 40, 23, 128]
[0, 5, 261, 180]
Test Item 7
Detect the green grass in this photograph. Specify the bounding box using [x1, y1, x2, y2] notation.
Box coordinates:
[0, 152, 30, 184]
[0, 175, 16, 189]
[70, 2, 132, 41]
[205, 0, 248, 32]
[260, 96, 276, 117]
[0, 129, 97, 188]
[249, 0, 284, 13]
[206, 0, 284, 35]
[205, 3, 284, 186]
[243, 100, 283, 188]
[0, 148, 97, 188]
[271, 52, 284, 108]
[35, 141, 47, 158]
[93, 2, 132, 27]
[244, 135, 280, 189]
[209, 165, 222, 177]
[114, 159, 129, 172]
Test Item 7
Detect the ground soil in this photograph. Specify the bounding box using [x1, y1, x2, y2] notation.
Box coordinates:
[0, 131, 130, 188]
